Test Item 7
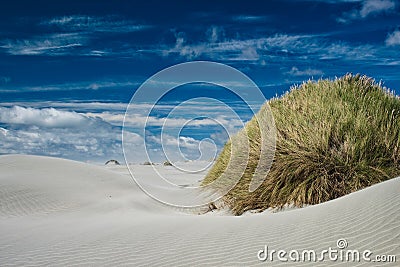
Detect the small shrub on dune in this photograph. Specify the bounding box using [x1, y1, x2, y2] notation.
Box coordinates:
[202, 74, 400, 215]
[163, 161, 173, 166]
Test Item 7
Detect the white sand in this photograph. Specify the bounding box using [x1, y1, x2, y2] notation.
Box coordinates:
[0, 155, 399, 266]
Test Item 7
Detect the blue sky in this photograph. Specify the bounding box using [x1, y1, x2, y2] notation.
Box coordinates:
[0, 0, 399, 163]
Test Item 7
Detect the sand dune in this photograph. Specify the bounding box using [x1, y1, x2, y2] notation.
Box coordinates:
[0, 155, 399, 266]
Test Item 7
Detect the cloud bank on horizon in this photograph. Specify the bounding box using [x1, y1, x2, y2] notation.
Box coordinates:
[0, 0, 399, 163]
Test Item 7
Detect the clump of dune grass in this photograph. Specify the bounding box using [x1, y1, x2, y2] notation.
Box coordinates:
[202, 74, 400, 215]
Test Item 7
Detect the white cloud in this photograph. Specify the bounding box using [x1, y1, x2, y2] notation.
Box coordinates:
[0, 79, 138, 92]
[231, 15, 268, 22]
[86, 50, 109, 57]
[0, 102, 129, 112]
[0, 15, 150, 57]
[143, 133, 217, 162]
[0, 106, 128, 162]
[0, 33, 86, 56]
[0, 125, 125, 163]
[237, 47, 259, 61]
[160, 31, 390, 65]
[87, 110, 243, 129]
[287, 66, 324, 77]
[0, 106, 88, 128]
[338, 0, 396, 23]
[178, 136, 201, 149]
[0, 104, 241, 163]
[385, 30, 400, 46]
[359, 0, 396, 17]
[42, 15, 151, 33]
[321, 42, 379, 61]
[53, 99, 252, 132]
[207, 26, 224, 43]
[162, 33, 313, 62]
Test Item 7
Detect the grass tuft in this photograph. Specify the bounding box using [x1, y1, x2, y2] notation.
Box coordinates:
[202, 74, 400, 215]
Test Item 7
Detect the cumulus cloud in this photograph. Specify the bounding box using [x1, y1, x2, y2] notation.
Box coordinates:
[0, 106, 129, 162]
[81, 98, 247, 130]
[0, 125, 126, 163]
[0, 104, 239, 163]
[385, 30, 400, 46]
[338, 0, 396, 23]
[0, 106, 88, 128]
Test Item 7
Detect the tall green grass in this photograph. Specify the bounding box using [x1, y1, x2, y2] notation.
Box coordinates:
[202, 74, 400, 215]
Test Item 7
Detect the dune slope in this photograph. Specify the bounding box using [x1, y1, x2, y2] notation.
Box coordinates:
[0, 155, 399, 266]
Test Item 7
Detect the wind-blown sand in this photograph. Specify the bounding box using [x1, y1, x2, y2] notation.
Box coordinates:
[0, 155, 399, 266]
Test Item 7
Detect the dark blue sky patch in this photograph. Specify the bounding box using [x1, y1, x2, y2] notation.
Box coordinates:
[0, 0, 399, 162]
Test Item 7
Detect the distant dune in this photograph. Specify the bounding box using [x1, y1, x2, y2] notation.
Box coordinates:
[0, 155, 399, 266]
